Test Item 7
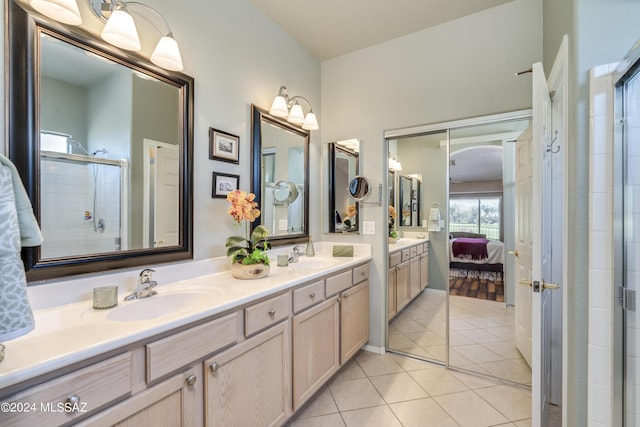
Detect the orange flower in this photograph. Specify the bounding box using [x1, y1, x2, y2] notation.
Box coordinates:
[226, 190, 261, 224]
[346, 204, 356, 217]
[388, 205, 397, 220]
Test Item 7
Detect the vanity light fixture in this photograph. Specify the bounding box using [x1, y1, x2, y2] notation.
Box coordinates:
[29, 0, 82, 25]
[388, 155, 402, 171]
[99, 1, 184, 71]
[269, 86, 319, 131]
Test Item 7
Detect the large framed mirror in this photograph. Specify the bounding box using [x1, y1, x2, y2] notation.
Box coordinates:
[328, 139, 360, 233]
[251, 105, 309, 246]
[6, 1, 194, 281]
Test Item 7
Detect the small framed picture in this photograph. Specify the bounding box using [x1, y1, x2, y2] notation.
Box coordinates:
[212, 172, 240, 198]
[209, 128, 240, 164]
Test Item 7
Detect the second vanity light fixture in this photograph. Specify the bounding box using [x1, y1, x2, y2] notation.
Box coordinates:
[269, 86, 319, 131]
[28, 0, 184, 71]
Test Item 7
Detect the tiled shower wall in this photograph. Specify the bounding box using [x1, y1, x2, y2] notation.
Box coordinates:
[40, 157, 122, 258]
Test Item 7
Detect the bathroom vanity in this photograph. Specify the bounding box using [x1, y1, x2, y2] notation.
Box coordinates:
[0, 247, 371, 426]
[388, 238, 429, 320]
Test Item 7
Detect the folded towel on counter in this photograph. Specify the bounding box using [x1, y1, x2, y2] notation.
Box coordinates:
[0, 153, 43, 247]
[0, 158, 40, 341]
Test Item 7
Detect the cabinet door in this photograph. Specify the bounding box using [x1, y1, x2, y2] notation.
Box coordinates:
[388, 267, 397, 320]
[396, 261, 411, 312]
[78, 369, 197, 427]
[205, 321, 291, 427]
[420, 252, 429, 291]
[292, 297, 339, 410]
[409, 256, 420, 299]
[340, 280, 370, 363]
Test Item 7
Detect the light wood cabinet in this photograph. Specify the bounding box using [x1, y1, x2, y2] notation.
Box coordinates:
[396, 260, 411, 312]
[78, 369, 197, 427]
[388, 266, 397, 320]
[409, 256, 421, 299]
[420, 250, 429, 291]
[204, 321, 291, 427]
[292, 297, 340, 410]
[340, 279, 370, 363]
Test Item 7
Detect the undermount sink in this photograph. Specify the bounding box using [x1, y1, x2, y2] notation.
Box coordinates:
[288, 257, 342, 271]
[83, 289, 219, 322]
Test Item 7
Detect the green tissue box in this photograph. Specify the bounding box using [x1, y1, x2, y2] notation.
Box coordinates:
[332, 245, 354, 257]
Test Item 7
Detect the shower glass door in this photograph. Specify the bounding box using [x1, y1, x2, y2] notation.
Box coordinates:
[616, 52, 640, 427]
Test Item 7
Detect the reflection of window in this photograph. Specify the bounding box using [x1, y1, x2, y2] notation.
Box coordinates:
[262, 147, 276, 183]
[41, 132, 69, 153]
[449, 197, 501, 239]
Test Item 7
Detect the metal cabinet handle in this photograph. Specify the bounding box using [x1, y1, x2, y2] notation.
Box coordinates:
[210, 362, 220, 373]
[268, 309, 276, 317]
[309, 292, 316, 299]
[343, 293, 349, 299]
[186, 374, 197, 386]
[66, 395, 80, 406]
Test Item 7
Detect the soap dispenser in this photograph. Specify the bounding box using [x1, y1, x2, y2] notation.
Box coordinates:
[306, 236, 315, 257]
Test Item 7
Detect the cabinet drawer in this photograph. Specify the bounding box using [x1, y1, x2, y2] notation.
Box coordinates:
[146, 313, 238, 383]
[293, 280, 325, 313]
[325, 270, 353, 297]
[401, 249, 411, 262]
[389, 251, 402, 267]
[353, 263, 369, 284]
[2, 352, 132, 426]
[410, 246, 418, 258]
[423, 243, 429, 253]
[245, 292, 291, 337]
[416, 244, 424, 255]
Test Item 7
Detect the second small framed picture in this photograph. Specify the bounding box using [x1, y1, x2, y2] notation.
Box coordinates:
[209, 128, 240, 164]
[212, 172, 240, 198]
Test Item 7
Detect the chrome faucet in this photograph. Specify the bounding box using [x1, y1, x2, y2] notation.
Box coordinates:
[124, 268, 158, 301]
[289, 246, 305, 263]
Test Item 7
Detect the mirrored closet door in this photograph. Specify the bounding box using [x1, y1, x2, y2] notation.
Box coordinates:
[386, 112, 533, 386]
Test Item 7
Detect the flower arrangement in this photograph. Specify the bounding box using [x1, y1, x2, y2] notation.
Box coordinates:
[225, 190, 270, 266]
[342, 204, 357, 229]
[388, 205, 398, 239]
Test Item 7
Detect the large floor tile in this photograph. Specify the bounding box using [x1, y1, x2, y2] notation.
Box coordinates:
[294, 386, 339, 419]
[434, 390, 510, 427]
[341, 405, 402, 427]
[289, 413, 345, 427]
[369, 372, 429, 403]
[408, 366, 469, 396]
[328, 378, 385, 412]
[390, 397, 459, 427]
[475, 384, 532, 421]
[355, 352, 404, 377]
[330, 359, 367, 383]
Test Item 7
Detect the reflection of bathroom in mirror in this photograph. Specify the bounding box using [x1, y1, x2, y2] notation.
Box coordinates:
[398, 175, 422, 226]
[6, 1, 195, 281]
[328, 139, 360, 233]
[386, 114, 535, 386]
[251, 105, 309, 246]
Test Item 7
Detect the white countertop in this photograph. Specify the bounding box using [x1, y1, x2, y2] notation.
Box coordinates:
[0, 243, 371, 391]
[388, 237, 429, 253]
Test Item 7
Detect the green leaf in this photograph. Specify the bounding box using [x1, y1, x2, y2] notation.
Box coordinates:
[227, 247, 248, 258]
[250, 225, 270, 245]
[226, 235, 248, 248]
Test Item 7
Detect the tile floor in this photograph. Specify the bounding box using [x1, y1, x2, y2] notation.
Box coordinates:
[388, 289, 531, 386]
[287, 350, 532, 427]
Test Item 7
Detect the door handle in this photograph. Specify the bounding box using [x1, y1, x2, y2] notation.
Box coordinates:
[519, 279, 532, 287]
[542, 280, 560, 290]
[508, 250, 519, 257]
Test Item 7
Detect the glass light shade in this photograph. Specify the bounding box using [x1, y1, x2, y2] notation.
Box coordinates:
[151, 36, 184, 71]
[31, 0, 82, 25]
[302, 112, 319, 130]
[269, 96, 289, 117]
[287, 104, 305, 124]
[101, 9, 141, 51]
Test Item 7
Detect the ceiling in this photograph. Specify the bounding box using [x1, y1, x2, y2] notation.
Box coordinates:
[250, 0, 514, 61]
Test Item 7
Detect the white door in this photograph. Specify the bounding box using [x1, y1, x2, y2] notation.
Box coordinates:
[155, 144, 179, 247]
[514, 60, 559, 426]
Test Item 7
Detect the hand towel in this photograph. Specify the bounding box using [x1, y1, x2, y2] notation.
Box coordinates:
[0, 159, 38, 341]
[0, 153, 43, 247]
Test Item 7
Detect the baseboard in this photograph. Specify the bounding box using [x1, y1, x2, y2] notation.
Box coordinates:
[361, 344, 385, 354]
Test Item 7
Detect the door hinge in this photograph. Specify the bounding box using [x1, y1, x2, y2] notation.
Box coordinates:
[618, 286, 636, 312]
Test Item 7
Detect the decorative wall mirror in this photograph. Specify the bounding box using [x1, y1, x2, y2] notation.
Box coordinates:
[251, 105, 309, 246]
[6, 1, 194, 281]
[328, 139, 360, 233]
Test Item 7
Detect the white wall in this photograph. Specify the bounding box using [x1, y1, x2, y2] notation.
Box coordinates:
[0, 0, 321, 260]
[320, 0, 542, 348]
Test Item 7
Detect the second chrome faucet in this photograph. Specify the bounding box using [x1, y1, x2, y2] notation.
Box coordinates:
[124, 268, 158, 301]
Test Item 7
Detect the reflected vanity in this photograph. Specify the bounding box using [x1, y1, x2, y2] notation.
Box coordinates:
[251, 105, 309, 246]
[6, 1, 194, 281]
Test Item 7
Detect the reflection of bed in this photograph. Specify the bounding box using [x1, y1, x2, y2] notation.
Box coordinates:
[449, 232, 504, 276]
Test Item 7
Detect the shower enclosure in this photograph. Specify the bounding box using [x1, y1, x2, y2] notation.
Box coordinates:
[40, 151, 128, 259]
